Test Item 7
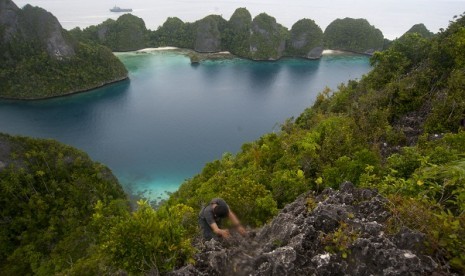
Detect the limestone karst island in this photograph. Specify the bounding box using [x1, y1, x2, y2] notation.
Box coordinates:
[1, 0, 465, 274]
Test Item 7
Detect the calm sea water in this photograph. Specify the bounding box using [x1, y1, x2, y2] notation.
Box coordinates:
[14, 0, 464, 39]
[0, 51, 370, 198]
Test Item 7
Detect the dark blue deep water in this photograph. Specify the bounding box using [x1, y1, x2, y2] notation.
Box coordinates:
[0, 51, 371, 199]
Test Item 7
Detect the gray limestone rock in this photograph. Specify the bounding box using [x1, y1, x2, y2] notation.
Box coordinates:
[0, 2, 75, 58]
[287, 18, 324, 59]
[194, 15, 224, 53]
[307, 46, 323, 59]
[0, 0, 20, 42]
[249, 13, 287, 60]
[20, 4, 75, 58]
[171, 182, 442, 275]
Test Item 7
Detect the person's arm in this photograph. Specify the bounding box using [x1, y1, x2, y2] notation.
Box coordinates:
[228, 211, 247, 236]
[210, 222, 231, 238]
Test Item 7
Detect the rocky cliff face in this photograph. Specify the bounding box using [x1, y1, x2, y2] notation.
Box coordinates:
[194, 15, 225, 53]
[287, 19, 324, 59]
[229, 8, 252, 30]
[0, 0, 20, 42]
[0, 0, 75, 59]
[170, 182, 441, 275]
[21, 4, 75, 58]
[249, 13, 288, 60]
[224, 8, 251, 57]
[90, 14, 148, 51]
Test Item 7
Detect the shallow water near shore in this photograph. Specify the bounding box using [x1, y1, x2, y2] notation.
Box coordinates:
[0, 51, 371, 199]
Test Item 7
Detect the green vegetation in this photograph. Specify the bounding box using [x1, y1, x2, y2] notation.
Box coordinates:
[0, 41, 128, 99]
[321, 222, 359, 259]
[324, 17, 384, 53]
[223, 7, 253, 57]
[165, 13, 465, 272]
[0, 134, 196, 274]
[69, 7, 384, 60]
[0, 134, 126, 274]
[402, 23, 435, 39]
[3, 2, 465, 274]
[248, 13, 289, 60]
[193, 15, 228, 52]
[149, 9, 292, 60]
[149, 17, 195, 49]
[72, 14, 148, 51]
[0, 2, 127, 100]
[285, 19, 323, 56]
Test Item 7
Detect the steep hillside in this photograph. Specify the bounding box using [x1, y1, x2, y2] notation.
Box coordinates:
[0, 133, 197, 275]
[171, 183, 441, 275]
[0, 133, 128, 274]
[0, 0, 128, 100]
[223, 7, 252, 57]
[193, 15, 227, 53]
[247, 13, 289, 60]
[324, 17, 384, 54]
[285, 18, 324, 59]
[167, 13, 465, 273]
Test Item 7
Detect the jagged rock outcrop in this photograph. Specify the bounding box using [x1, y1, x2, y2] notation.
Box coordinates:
[226, 8, 252, 57]
[0, 0, 20, 42]
[306, 46, 324, 59]
[249, 13, 288, 60]
[229, 7, 252, 30]
[21, 4, 75, 58]
[286, 19, 323, 59]
[194, 15, 226, 53]
[170, 182, 440, 275]
[0, 0, 75, 58]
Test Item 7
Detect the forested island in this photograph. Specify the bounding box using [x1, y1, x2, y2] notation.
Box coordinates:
[1, 6, 464, 275]
[70, 7, 437, 62]
[72, 7, 386, 60]
[0, 0, 128, 100]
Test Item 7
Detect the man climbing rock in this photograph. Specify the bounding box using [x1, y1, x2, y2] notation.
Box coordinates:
[199, 198, 247, 240]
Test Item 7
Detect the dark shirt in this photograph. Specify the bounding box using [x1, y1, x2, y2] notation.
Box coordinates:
[198, 198, 229, 239]
[199, 198, 229, 225]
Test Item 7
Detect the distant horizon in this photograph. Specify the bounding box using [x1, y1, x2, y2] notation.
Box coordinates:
[13, 0, 465, 40]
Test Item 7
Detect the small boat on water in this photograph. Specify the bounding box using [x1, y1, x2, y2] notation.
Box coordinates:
[110, 6, 133, 12]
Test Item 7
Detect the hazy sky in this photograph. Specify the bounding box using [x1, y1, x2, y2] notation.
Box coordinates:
[14, 0, 465, 39]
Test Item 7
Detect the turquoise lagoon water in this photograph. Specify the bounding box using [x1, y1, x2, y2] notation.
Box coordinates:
[0, 51, 371, 199]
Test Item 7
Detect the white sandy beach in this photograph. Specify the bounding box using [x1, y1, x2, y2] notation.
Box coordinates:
[136, 47, 179, 52]
[322, 49, 349, 55]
